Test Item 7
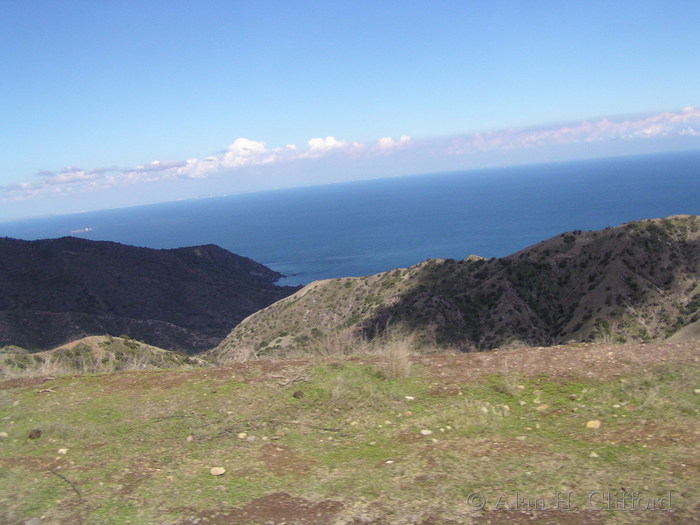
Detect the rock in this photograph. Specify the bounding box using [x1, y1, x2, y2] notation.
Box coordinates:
[57, 448, 69, 455]
[210, 467, 226, 476]
[186, 435, 194, 442]
[694, 389, 700, 394]
[420, 429, 433, 436]
[404, 396, 415, 401]
[0, 432, 8, 439]
[586, 420, 602, 429]
[28, 429, 42, 439]
[535, 404, 550, 412]
[589, 452, 599, 458]
[237, 432, 248, 439]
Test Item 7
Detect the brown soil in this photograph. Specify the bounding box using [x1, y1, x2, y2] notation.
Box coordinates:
[178, 492, 344, 524]
[418, 341, 700, 385]
[259, 444, 315, 477]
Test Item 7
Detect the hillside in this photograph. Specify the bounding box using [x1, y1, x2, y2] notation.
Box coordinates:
[0, 237, 299, 353]
[211, 216, 700, 361]
[1, 341, 698, 524]
[0, 335, 208, 378]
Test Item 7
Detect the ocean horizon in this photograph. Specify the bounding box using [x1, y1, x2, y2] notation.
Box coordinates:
[2, 150, 699, 286]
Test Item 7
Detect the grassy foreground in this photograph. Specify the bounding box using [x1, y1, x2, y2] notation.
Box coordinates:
[1, 342, 699, 524]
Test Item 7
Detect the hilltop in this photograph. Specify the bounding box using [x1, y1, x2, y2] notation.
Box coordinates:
[0, 335, 208, 378]
[0, 237, 299, 353]
[211, 215, 700, 362]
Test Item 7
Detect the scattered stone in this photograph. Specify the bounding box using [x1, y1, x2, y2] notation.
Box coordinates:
[385, 460, 394, 464]
[57, 448, 69, 455]
[246, 435, 256, 442]
[210, 467, 226, 476]
[535, 404, 549, 412]
[694, 389, 700, 394]
[586, 420, 602, 429]
[516, 436, 527, 441]
[237, 432, 248, 439]
[186, 435, 194, 442]
[612, 404, 620, 408]
[420, 429, 433, 436]
[0, 432, 8, 439]
[516, 385, 525, 391]
[404, 396, 415, 401]
[589, 452, 599, 458]
[292, 390, 304, 398]
[404, 411, 413, 417]
[28, 429, 41, 439]
[480, 406, 488, 414]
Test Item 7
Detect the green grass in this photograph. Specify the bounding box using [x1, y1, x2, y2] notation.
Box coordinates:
[1, 357, 698, 524]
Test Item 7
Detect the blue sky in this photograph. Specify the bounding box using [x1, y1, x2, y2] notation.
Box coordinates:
[2, 0, 699, 219]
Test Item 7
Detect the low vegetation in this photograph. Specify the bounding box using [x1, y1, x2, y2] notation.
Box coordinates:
[1, 341, 698, 524]
[0, 336, 208, 379]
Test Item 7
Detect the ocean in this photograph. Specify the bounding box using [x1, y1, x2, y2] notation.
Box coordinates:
[2, 150, 699, 285]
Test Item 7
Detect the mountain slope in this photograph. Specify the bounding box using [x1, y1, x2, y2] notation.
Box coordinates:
[211, 215, 700, 361]
[0, 237, 299, 352]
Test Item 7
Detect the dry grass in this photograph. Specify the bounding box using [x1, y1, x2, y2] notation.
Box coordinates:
[0, 336, 208, 378]
[376, 333, 413, 380]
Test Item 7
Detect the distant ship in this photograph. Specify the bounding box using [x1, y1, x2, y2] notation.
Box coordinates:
[70, 227, 93, 234]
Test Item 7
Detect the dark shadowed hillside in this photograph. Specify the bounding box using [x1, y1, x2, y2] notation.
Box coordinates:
[0, 237, 299, 352]
[211, 215, 700, 361]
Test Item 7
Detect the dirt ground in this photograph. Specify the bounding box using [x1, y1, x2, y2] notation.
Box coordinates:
[2, 341, 699, 524]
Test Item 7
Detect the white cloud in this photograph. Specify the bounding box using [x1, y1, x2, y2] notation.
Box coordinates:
[4, 106, 699, 208]
[447, 107, 700, 155]
[306, 136, 348, 155]
[132, 160, 187, 172]
[378, 135, 411, 151]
